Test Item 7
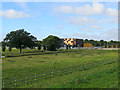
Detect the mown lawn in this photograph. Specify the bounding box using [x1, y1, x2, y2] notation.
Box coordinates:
[2, 49, 118, 88]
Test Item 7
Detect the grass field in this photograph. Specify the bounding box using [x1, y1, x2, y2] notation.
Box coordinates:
[2, 49, 118, 88]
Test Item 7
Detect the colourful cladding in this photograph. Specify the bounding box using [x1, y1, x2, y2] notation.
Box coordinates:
[64, 38, 76, 45]
[83, 43, 93, 47]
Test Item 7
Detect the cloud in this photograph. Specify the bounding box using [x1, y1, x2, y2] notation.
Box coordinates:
[91, 25, 103, 30]
[72, 28, 118, 41]
[16, 2, 30, 12]
[53, 2, 117, 17]
[53, 5, 73, 13]
[57, 25, 63, 29]
[68, 16, 96, 26]
[99, 17, 118, 24]
[75, 3, 104, 15]
[102, 28, 118, 41]
[72, 32, 101, 40]
[0, 9, 30, 18]
[105, 8, 118, 17]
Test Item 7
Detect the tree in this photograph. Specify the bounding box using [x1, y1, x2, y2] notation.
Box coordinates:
[66, 45, 68, 49]
[9, 46, 12, 52]
[2, 41, 6, 52]
[85, 39, 89, 43]
[100, 40, 104, 47]
[89, 39, 95, 46]
[43, 35, 62, 51]
[4, 29, 37, 54]
[36, 41, 42, 50]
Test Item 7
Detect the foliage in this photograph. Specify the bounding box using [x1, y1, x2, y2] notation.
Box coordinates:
[100, 40, 104, 46]
[43, 35, 62, 51]
[2, 41, 6, 52]
[84, 39, 89, 43]
[9, 46, 12, 52]
[4, 29, 37, 54]
[35, 41, 42, 50]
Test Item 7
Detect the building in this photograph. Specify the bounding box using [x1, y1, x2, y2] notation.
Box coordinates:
[83, 43, 93, 47]
[60, 38, 83, 48]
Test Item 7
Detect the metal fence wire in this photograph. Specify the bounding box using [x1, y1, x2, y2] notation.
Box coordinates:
[2, 58, 118, 88]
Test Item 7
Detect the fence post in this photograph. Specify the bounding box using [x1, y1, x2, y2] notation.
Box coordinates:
[113, 59, 115, 62]
[104, 60, 106, 64]
[65, 69, 67, 74]
[71, 67, 73, 73]
[107, 60, 109, 64]
[85, 64, 87, 70]
[3, 80, 5, 88]
[26, 76, 28, 86]
[89, 63, 91, 68]
[44, 72, 46, 79]
[97, 61, 99, 65]
[51, 71, 53, 78]
[14, 79, 17, 87]
[58, 70, 60, 75]
[81, 65, 82, 71]
[35, 73, 37, 81]
[89, 63, 92, 68]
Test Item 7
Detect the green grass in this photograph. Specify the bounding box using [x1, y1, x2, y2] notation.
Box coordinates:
[29, 62, 118, 88]
[2, 49, 118, 88]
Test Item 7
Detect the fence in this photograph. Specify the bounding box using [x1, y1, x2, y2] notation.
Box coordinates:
[2, 58, 118, 88]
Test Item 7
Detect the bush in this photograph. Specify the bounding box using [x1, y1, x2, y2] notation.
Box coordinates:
[38, 46, 41, 50]
[9, 47, 12, 52]
[2, 47, 6, 52]
[2, 41, 6, 52]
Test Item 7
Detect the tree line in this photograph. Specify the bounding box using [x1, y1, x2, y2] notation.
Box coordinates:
[1, 29, 120, 54]
[84, 39, 120, 48]
[1, 29, 62, 54]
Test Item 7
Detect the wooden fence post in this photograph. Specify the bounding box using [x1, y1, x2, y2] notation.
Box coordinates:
[81, 65, 82, 71]
[51, 71, 53, 78]
[85, 64, 87, 70]
[71, 68, 72, 73]
[26, 76, 28, 86]
[104, 60, 106, 64]
[14, 79, 17, 87]
[35, 73, 37, 81]
[44, 72, 46, 79]
[89, 63, 92, 68]
[65, 69, 67, 74]
[3, 80, 5, 88]
[58, 70, 60, 75]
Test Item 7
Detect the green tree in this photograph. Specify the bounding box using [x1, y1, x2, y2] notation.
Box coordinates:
[2, 41, 6, 52]
[85, 39, 89, 43]
[89, 39, 94, 46]
[9, 46, 12, 52]
[43, 35, 62, 51]
[36, 41, 42, 50]
[100, 40, 104, 47]
[4, 29, 37, 54]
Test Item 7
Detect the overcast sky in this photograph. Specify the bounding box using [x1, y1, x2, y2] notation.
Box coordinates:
[1, 2, 118, 41]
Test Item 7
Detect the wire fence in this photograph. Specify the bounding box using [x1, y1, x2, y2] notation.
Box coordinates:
[2, 58, 118, 88]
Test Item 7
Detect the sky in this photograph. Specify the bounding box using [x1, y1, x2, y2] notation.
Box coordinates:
[0, 2, 118, 41]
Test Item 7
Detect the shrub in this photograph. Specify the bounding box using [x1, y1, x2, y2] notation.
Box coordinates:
[9, 47, 12, 52]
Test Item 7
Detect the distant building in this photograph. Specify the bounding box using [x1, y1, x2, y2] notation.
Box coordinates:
[60, 38, 84, 48]
[83, 43, 93, 47]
